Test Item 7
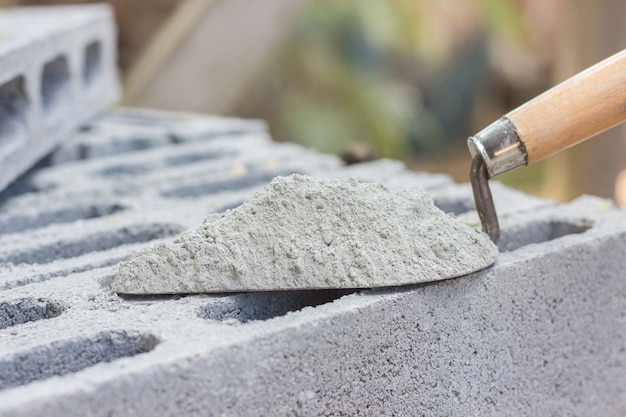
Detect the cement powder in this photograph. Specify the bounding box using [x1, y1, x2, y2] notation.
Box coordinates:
[112, 175, 498, 294]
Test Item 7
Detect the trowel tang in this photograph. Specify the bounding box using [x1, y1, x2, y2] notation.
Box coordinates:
[468, 48, 626, 243]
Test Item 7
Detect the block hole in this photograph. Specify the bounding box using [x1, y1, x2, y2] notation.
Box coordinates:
[0, 330, 158, 390]
[0, 298, 66, 329]
[199, 289, 354, 323]
[40, 55, 70, 112]
[97, 150, 231, 179]
[432, 196, 473, 216]
[98, 164, 149, 178]
[0, 75, 29, 149]
[0, 222, 184, 265]
[82, 41, 102, 84]
[0, 202, 126, 235]
[165, 149, 227, 166]
[83, 136, 162, 161]
[161, 170, 296, 198]
[499, 219, 592, 252]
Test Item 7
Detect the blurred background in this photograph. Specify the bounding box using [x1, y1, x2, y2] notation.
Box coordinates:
[3, 0, 626, 204]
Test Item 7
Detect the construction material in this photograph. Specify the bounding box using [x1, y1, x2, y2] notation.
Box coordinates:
[113, 175, 497, 294]
[1, 109, 625, 416]
[0, 4, 118, 193]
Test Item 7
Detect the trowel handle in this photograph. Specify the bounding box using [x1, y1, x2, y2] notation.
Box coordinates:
[468, 48, 626, 178]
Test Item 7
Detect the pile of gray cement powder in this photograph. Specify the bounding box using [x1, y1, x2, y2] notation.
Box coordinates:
[112, 175, 497, 294]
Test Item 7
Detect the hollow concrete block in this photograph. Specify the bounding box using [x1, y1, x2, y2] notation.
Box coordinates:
[0, 109, 625, 416]
[0, 4, 118, 193]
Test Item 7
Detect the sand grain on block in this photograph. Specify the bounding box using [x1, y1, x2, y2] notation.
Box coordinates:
[112, 174, 497, 294]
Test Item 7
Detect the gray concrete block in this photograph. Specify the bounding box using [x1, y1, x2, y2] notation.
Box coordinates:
[49, 107, 267, 164]
[0, 4, 118, 193]
[328, 158, 454, 191]
[0, 109, 626, 416]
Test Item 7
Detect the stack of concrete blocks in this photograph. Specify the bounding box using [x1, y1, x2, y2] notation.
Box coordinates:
[1, 5, 626, 417]
[0, 106, 625, 416]
[0, 4, 118, 192]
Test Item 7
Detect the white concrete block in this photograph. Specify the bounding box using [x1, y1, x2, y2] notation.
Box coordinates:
[0, 4, 118, 192]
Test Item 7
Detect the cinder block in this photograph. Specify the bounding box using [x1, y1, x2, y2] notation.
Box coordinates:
[0, 4, 118, 193]
[49, 107, 267, 164]
[1, 109, 626, 416]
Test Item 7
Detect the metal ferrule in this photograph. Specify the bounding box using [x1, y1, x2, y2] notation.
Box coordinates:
[467, 117, 527, 178]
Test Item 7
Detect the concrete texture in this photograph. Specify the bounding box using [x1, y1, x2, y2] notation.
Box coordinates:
[0, 4, 119, 193]
[112, 174, 498, 295]
[0, 108, 625, 416]
[113, 175, 497, 293]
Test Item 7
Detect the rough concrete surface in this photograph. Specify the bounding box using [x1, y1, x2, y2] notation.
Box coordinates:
[113, 174, 497, 293]
[0, 4, 118, 193]
[0, 108, 625, 416]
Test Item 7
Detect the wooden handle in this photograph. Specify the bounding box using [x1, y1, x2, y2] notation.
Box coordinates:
[507, 48, 626, 165]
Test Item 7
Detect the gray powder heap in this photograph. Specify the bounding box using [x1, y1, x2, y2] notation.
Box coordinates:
[112, 175, 497, 294]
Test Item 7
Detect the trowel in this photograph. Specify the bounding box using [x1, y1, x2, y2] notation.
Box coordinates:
[112, 48, 626, 295]
[469, 48, 626, 244]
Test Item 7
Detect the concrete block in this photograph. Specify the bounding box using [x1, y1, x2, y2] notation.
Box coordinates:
[0, 109, 626, 416]
[329, 158, 453, 191]
[0, 4, 118, 193]
[49, 107, 267, 164]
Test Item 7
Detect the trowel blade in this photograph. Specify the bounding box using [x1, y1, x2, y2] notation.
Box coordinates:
[112, 175, 497, 294]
